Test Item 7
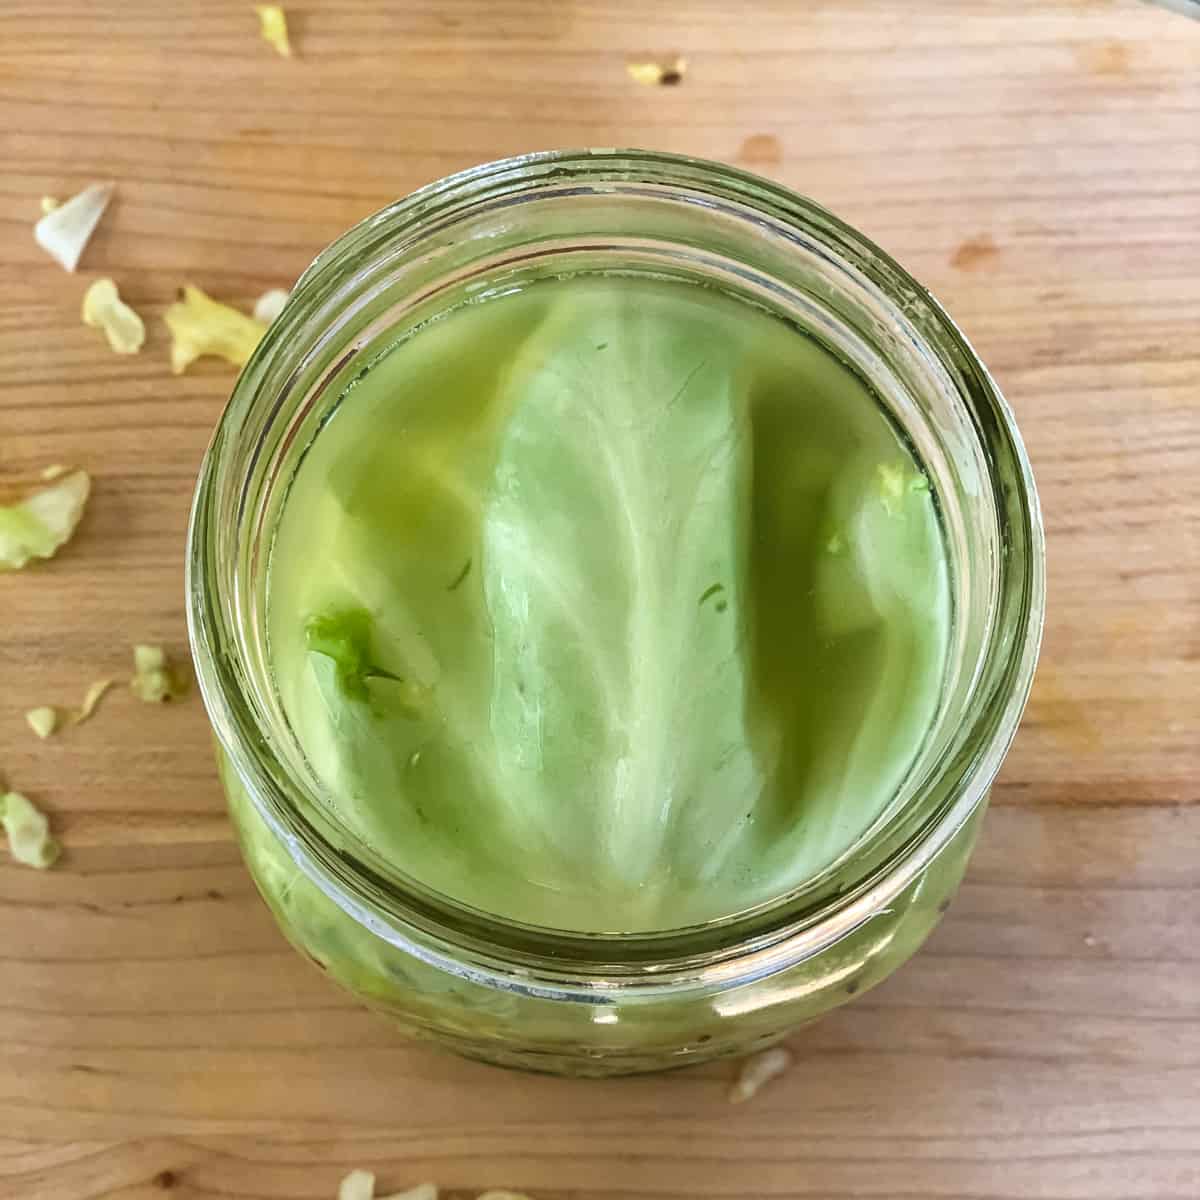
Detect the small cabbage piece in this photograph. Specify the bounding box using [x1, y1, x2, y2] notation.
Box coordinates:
[0, 469, 91, 571]
[22, 679, 115, 739]
[338, 1171, 375, 1200]
[305, 609, 427, 716]
[33, 181, 114, 272]
[253, 288, 290, 323]
[164, 286, 268, 374]
[306, 609, 399, 701]
[25, 707, 58, 739]
[40, 195, 60, 215]
[75, 678, 116, 724]
[256, 5, 293, 57]
[130, 645, 188, 703]
[626, 55, 686, 86]
[382, 1187, 437, 1200]
[82, 278, 146, 355]
[729, 1045, 794, 1104]
[1, 792, 61, 869]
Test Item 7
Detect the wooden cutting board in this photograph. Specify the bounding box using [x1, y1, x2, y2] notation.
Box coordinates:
[1, 2, 1197, 1197]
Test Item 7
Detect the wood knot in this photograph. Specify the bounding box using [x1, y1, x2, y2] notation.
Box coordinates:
[1078, 40, 1131, 76]
[738, 134, 782, 166]
[950, 234, 999, 271]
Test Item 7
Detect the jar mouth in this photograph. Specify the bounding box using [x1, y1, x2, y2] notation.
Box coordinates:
[187, 149, 1044, 991]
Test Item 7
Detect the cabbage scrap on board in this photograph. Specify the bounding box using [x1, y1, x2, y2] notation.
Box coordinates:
[22, 679, 116, 741]
[256, 5, 293, 57]
[1, 792, 61, 870]
[82, 278, 145, 355]
[626, 55, 687, 85]
[335, 1174, 528, 1200]
[253, 288, 290, 323]
[164, 286, 268, 374]
[729, 1045, 794, 1103]
[130, 645, 189, 703]
[75, 678, 116, 723]
[25, 707, 58, 739]
[33, 181, 114, 272]
[337, 1173, 440, 1200]
[338, 1171, 376, 1200]
[0, 469, 91, 571]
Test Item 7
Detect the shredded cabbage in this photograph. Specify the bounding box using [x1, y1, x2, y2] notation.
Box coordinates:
[25, 707, 58, 739]
[130, 644, 188, 703]
[164, 286, 268, 373]
[253, 288, 290, 323]
[82, 278, 146, 354]
[729, 1045, 794, 1103]
[33, 181, 114, 272]
[75, 678, 116, 724]
[1, 792, 61, 869]
[338, 1172, 375, 1200]
[338, 1175, 439, 1200]
[256, 5, 293, 57]
[0, 469, 91, 571]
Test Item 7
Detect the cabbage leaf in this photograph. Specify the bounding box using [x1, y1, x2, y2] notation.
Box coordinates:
[0, 469, 90, 571]
[479, 294, 771, 902]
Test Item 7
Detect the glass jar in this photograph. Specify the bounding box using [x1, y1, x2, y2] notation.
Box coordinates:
[187, 150, 1044, 1077]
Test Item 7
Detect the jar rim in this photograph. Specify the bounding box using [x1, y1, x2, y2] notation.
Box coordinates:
[187, 148, 1044, 997]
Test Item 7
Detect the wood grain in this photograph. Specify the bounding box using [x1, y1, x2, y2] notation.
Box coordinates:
[1, 2, 1198, 1198]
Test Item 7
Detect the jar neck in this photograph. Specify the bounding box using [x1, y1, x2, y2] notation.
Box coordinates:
[187, 149, 1044, 995]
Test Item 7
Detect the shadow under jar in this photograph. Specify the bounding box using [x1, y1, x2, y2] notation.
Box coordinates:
[187, 150, 1044, 1077]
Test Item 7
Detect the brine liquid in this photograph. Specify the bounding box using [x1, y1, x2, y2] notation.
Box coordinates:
[266, 274, 950, 932]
